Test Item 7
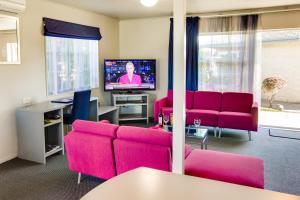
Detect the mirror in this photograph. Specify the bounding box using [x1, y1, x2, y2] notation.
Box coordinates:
[0, 15, 20, 64]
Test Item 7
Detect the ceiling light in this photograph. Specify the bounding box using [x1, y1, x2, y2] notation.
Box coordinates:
[140, 0, 158, 7]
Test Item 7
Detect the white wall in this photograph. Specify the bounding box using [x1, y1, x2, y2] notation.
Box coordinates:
[0, 0, 119, 164]
[262, 41, 300, 103]
[119, 17, 170, 116]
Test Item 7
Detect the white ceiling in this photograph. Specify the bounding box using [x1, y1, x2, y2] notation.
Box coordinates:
[51, 0, 300, 19]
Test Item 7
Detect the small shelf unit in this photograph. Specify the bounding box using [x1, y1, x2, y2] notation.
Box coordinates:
[112, 93, 149, 123]
[16, 103, 65, 164]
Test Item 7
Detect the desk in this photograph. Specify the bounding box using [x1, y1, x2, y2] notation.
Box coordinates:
[98, 106, 119, 124]
[16, 102, 66, 164]
[51, 96, 99, 122]
[16, 97, 117, 164]
[81, 168, 300, 200]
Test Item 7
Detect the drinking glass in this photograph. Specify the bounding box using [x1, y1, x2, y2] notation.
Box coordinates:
[194, 119, 201, 127]
[163, 115, 170, 125]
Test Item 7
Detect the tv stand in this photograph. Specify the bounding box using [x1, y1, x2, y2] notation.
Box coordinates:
[112, 93, 149, 123]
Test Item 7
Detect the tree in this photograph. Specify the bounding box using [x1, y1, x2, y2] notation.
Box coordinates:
[262, 77, 286, 108]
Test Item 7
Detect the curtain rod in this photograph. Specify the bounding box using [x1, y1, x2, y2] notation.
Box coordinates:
[186, 4, 300, 18]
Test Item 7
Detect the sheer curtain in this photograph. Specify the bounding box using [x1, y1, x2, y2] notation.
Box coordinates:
[46, 37, 99, 95]
[198, 15, 261, 102]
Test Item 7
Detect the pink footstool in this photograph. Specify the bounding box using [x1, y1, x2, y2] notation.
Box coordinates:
[185, 150, 264, 189]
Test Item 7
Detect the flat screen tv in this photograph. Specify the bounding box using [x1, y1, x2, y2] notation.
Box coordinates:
[104, 59, 156, 91]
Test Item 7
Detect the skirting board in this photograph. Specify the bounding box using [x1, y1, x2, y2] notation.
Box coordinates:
[0, 153, 17, 165]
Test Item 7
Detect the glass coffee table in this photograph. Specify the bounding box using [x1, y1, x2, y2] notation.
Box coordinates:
[186, 125, 208, 150]
[162, 124, 209, 150]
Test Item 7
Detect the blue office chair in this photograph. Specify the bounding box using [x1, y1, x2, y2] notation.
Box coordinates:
[63, 90, 91, 126]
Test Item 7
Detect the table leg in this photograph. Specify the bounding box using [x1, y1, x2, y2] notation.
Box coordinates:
[268, 129, 300, 140]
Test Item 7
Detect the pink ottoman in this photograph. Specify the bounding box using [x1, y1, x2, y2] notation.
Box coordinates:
[185, 150, 264, 189]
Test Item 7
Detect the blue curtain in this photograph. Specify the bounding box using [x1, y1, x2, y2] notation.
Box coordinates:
[43, 18, 102, 40]
[168, 17, 200, 91]
[168, 18, 174, 90]
[186, 17, 199, 91]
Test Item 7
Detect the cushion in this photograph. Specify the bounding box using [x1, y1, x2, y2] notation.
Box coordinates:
[116, 126, 172, 147]
[193, 91, 222, 111]
[218, 111, 256, 131]
[72, 120, 119, 138]
[186, 109, 219, 127]
[167, 90, 194, 109]
[184, 144, 193, 159]
[65, 132, 116, 179]
[222, 92, 253, 113]
[162, 107, 173, 117]
[114, 139, 172, 174]
[185, 150, 264, 189]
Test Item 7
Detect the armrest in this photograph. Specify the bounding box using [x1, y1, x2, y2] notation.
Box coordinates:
[154, 97, 168, 122]
[185, 144, 193, 159]
[99, 120, 110, 124]
[251, 102, 258, 131]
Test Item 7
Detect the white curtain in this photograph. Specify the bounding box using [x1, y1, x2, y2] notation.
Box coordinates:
[46, 36, 99, 95]
[198, 16, 261, 103]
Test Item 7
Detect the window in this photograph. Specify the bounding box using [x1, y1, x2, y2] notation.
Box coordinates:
[46, 36, 99, 95]
[198, 32, 261, 93]
[198, 33, 246, 92]
[0, 14, 20, 64]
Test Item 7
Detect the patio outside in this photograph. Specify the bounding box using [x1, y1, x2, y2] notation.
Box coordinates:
[259, 29, 300, 133]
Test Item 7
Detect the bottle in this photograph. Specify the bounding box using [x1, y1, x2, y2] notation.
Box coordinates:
[158, 112, 163, 127]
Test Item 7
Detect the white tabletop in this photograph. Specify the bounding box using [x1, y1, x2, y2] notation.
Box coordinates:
[81, 168, 300, 200]
[98, 106, 118, 115]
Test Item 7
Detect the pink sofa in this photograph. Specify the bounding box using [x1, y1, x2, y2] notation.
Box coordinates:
[64, 120, 264, 189]
[154, 90, 258, 140]
[185, 150, 264, 188]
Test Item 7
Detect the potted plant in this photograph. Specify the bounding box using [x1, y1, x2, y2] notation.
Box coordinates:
[262, 77, 286, 109]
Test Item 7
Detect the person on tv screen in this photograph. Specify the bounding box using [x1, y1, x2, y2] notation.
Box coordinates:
[119, 62, 142, 85]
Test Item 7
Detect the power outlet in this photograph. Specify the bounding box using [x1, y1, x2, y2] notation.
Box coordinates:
[22, 97, 32, 106]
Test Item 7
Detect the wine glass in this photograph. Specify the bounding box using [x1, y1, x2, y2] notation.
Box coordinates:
[163, 115, 170, 126]
[194, 118, 201, 128]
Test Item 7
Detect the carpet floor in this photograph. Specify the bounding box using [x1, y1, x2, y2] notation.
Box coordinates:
[0, 124, 300, 200]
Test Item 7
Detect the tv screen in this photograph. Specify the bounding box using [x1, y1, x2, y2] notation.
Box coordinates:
[104, 59, 156, 91]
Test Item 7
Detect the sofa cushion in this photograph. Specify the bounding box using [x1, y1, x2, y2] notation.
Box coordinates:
[117, 126, 172, 147]
[193, 91, 222, 111]
[186, 109, 219, 127]
[222, 92, 253, 113]
[184, 144, 193, 159]
[219, 112, 256, 131]
[72, 120, 118, 138]
[167, 90, 194, 109]
[185, 150, 264, 189]
[114, 139, 172, 175]
[64, 132, 116, 179]
[161, 107, 173, 117]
